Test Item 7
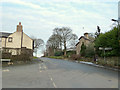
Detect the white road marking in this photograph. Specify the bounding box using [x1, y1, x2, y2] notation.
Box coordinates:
[40, 62, 57, 88]
[50, 78, 53, 81]
[48, 75, 57, 88]
[39, 71, 42, 72]
[2, 69, 9, 72]
[39, 64, 42, 72]
[53, 82, 57, 88]
[39, 62, 57, 88]
[39, 66, 41, 69]
[44, 66, 47, 69]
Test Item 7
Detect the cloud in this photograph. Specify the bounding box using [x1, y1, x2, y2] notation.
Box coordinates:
[1, 0, 42, 9]
[1, 0, 118, 43]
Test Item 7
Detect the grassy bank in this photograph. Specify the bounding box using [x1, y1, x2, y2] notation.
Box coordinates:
[46, 56, 119, 69]
[78, 57, 119, 69]
[47, 56, 64, 59]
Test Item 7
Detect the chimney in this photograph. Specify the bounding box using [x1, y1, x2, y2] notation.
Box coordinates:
[84, 33, 89, 39]
[16, 22, 23, 32]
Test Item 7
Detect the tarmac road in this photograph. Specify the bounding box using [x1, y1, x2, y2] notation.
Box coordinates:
[2, 57, 119, 88]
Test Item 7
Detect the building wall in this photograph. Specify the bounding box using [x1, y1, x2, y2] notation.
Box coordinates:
[1, 22, 33, 56]
[6, 32, 22, 48]
[1, 38, 6, 47]
[76, 38, 84, 55]
[5, 31, 33, 50]
[4, 31, 33, 55]
[76, 38, 91, 55]
[22, 33, 33, 49]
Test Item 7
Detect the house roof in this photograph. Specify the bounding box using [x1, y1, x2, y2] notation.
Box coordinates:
[0, 32, 12, 38]
[76, 36, 93, 46]
[78, 36, 91, 41]
[75, 42, 80, 46]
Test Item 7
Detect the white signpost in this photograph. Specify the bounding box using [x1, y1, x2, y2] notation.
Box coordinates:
[99, 47, 112, 61]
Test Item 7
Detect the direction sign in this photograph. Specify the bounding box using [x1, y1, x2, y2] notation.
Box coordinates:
[104, 48, 112, 50]
[99, 47, 112, 50]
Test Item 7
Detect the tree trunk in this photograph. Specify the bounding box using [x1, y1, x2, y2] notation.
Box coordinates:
[64, 41, 67, 57]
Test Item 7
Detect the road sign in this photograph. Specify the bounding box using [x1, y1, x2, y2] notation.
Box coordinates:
[99, 47, 112, 50]
[99, 47, 103, 50]
[104, 48, 112, 50]
[99, 47, 112, 62]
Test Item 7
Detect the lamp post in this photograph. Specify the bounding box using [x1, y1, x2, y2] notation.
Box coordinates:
[111, 19, 120, 45]
[111, 19, 120, 66]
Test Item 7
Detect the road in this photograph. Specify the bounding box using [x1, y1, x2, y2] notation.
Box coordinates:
[2, 57, 119, 88]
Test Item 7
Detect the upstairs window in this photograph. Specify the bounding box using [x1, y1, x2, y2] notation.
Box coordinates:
[8, 37, 13, 42]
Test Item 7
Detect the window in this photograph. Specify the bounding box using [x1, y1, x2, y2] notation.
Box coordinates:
[8, 37, 13, 42]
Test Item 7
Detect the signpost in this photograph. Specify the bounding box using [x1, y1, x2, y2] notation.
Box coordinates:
[99, 47, 112, 62]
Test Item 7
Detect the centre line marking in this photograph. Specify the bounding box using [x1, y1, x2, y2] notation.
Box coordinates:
[53, 82, 57, 88]
[40, 71, 42, 72]
[39, 67, 41, 69]
[50, 78, 53, 81]
[44, 66, 47, 69]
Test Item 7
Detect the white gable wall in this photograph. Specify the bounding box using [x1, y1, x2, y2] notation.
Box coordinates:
[6, 32, 21, 48]
[22, 32, 33, 49]
[6, 31, 33, 49]
[1, 38, 6, 47]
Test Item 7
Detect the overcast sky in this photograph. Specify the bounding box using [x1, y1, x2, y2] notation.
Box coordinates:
[0, 0, 119, 56]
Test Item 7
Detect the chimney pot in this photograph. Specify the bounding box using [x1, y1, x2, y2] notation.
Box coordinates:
[19, 22, 21, 25]
[84, 33, 89, 39]
[16, 22, 23, 32]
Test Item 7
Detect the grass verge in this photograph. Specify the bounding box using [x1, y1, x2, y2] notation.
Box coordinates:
[47, 56, 64, 59]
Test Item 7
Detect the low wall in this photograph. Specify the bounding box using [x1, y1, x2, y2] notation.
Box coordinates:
[1, 47, 33, 61]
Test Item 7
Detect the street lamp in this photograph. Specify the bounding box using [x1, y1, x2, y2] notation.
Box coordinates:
[111, 19, 120, 45]
[111, 19, 120, 66]
[111, 19, 119, 29]
[111, 19, 118, 22]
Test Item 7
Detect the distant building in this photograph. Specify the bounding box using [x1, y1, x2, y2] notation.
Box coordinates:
[76, 33, 94, 55]
[0, 22, 34, 58]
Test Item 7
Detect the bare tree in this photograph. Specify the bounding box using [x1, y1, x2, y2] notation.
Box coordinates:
[53, 27, 77, 56]
[46, 34, 61, 56]
[31, 36, 44, 56]
[68, 34, 78, 48]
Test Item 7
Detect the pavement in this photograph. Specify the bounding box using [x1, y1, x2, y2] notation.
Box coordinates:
[2, 57, 119, 88]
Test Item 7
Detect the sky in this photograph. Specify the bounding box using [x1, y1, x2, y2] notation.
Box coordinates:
[0, 0, 119, 56]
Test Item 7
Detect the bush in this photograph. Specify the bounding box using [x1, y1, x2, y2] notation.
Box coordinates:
[85, 43, 95, 58]
[11, 54, 32, 61]
[2, 52, 11, 59]
[54, 51, 63, 56]
[70, 54, 81, 60]
[66, 51, 76, 58]
[48, 56, 64, 59]
[95, 27, 119, 56]
[80, 43, 86, 56]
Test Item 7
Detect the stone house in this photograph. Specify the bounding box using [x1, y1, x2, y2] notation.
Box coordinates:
[0, 22, 34, 59]
[76, 33, 93, 55]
